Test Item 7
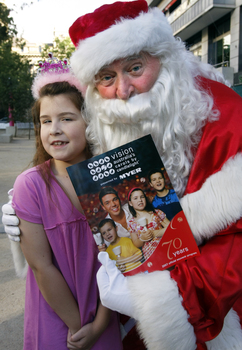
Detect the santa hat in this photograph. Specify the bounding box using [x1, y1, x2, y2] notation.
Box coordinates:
[69, 0, 175, 86]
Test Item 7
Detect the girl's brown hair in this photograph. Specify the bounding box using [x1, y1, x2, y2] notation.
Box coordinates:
[31, 81, 85, 194]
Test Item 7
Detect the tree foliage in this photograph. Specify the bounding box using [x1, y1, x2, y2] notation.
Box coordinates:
[0, 2, 33, 123]
[41, 37, 75, 61]
[0, 2, 17, 44]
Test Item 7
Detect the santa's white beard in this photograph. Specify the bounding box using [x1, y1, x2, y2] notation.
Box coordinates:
[84, 67, 218, 197]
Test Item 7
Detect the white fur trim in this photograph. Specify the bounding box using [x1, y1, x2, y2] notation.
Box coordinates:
[31, 71, 86, 99]
[10, 240, 28, 279]
[70, 8, 174, 85]
[206, 308, 242, 350]
[180, 153, 242, 245]
[127, 270, 196, 350]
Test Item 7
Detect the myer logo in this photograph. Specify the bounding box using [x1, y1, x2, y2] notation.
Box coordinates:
[87, 156, 115, 181]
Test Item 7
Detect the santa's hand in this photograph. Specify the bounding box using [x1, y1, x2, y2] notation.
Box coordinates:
[2, 189, 20, 242]
[97, 252, 135, 318]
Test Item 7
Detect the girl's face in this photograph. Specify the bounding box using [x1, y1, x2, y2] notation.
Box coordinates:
[40, 94, 87, 165]
[129, 190, 146, 212]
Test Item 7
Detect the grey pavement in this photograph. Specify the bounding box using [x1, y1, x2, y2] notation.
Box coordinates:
[0, 137, 35, 350]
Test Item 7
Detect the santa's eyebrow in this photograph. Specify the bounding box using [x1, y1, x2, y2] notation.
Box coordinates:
[98, 55, 144, 72]
[124, 54, 143, 62]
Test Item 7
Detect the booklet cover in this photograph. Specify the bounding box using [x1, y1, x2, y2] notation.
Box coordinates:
[67, 135, 200, 276]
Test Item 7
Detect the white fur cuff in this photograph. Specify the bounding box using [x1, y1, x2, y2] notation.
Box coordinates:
[127, 270, 196, 350]
[180, 153, 242, 245]
[10, 240, 28, 279]
[206, 308, 242, 350]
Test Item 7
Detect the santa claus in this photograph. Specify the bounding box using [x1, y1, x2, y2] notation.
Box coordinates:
[3, 1, 242, 349]
[69, 1, 242, 349]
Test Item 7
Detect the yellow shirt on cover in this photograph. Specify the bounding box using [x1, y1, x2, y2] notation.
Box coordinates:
[106, 237, 142, 272]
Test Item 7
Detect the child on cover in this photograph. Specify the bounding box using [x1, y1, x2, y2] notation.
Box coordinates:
[12, 68, 122, 349]
[148, 168, 182, 221]
[98, 218, 143, 273]
[127, 188, 170, 260]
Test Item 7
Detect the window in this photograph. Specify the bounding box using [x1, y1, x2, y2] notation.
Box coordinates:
[186, 32, 202, 61]
[191, 46, 202, 61]
[208, 14, 231, 67]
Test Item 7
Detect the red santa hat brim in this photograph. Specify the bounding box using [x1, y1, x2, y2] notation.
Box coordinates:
[69, 1, 175, 86]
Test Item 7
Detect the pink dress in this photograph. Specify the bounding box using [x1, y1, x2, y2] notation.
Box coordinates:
[127, 210, 166, 260]
[12, 160, 122, 350]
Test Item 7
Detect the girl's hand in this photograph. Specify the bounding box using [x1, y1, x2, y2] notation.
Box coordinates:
[67, 330, 81, 350]
[161, 217, 170, 228]
[67, 323, 99, 350]
[140, 229, 153, 241]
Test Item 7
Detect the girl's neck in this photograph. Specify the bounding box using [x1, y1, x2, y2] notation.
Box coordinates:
[136, 210, 147, 218]
[51, 159, 69, 177]
[50, 159, 84, 214]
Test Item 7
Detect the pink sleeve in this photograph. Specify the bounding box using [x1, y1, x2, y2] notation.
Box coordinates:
[12, 170, 43, 224]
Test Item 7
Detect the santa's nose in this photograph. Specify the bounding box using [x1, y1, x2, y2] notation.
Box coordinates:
[115, 75, 135, 100]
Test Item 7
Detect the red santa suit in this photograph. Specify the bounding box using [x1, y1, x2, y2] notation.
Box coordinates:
[68, 2, 242, 348]
[126, 77, 242, 349]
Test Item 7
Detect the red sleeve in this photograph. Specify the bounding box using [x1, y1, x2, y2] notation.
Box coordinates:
[171, 78, 242, 343]
[185, 77, 242, 194]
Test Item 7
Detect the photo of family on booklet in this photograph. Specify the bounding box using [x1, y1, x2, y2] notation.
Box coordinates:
[67, 135, 200, 276]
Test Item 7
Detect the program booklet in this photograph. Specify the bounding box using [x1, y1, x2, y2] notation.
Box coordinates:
[67, 134, 200, 276]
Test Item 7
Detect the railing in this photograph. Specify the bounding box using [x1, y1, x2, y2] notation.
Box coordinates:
[167, 0, 199, 23]
[167, 0, 235, 24]
[213, 61, 230, 68]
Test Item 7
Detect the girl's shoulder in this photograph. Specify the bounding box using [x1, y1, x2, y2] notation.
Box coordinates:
[14, 170, 43, 198]
[15, 160, 51, 187]
[14, 165, 41, 187]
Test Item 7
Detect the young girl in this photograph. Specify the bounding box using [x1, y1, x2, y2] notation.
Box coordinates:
[12, 78, 122, 349]
[127, 188, 170, 260]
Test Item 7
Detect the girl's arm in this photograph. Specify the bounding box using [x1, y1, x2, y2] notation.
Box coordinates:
[19, 218, 81, 335]
[153, 217, 170, 237]
[130, 231, 144, 247]
[67, 302, 112, 349]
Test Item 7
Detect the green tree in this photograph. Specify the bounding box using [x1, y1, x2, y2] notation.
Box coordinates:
[41, 37, 75, 61]
[0, 2, 17, 44]
[0, 2, 33, 123]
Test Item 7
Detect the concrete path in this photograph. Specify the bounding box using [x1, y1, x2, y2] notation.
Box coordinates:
[0, 138, 35, 349]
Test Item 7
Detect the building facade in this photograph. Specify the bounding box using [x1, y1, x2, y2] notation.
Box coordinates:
[148, 0, 242, 87]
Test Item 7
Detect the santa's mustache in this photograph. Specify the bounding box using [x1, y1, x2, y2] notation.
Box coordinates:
[85, 80, 162, 126]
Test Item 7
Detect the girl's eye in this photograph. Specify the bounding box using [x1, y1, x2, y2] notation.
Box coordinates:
[42, 119, 51, 124]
